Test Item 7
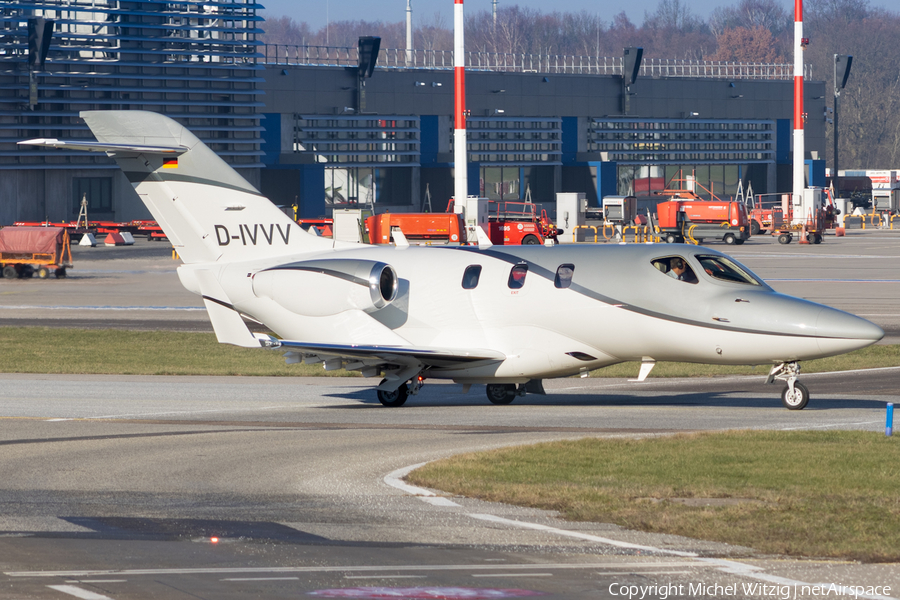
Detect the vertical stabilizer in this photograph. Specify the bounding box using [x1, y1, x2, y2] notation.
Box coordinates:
[79, 110, 332, 264]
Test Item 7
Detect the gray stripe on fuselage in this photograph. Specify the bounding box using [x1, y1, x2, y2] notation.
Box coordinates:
[123, 170, 267, 196]
[440, 245, 821, 339]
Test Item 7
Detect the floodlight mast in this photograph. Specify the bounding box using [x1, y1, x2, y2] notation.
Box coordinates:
[833, 54, 853, 180]
[453, 0, 467, 207]
[792, 0, 805, 210]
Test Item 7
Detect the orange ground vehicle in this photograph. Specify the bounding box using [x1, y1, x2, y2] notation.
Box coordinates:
[651, 198, 751, 245]
[365, 213, 465, 245]
[486, 201, 559, 245]
[0, 226, 72, 279]
[647, 172, 750, 245]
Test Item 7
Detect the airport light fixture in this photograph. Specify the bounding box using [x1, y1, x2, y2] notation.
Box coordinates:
[356, 36, 381, 113]
[622, 47, 643, 115]
[833, 54, 853, 180]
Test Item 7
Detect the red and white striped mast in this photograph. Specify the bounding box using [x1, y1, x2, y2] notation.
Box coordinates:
[792, 0, 805, 214]
[453, 0, 467, 206]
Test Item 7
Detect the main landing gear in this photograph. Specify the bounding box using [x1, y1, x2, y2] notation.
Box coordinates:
[376, 375, 424, 407]
[375, 377, 545, 407]
[485, 384, 518, 404]
[767, 361, 810, 410]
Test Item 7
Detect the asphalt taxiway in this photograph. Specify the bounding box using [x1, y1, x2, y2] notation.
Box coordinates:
[0, 373, 898, 599]
[1, 231, 899, 599]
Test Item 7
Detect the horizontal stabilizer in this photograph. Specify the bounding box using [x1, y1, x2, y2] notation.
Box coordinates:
[18, 138, 185, 155]
[277, 340, 505, 369]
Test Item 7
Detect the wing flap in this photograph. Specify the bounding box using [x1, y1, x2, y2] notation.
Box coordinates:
[276, 339, 505, 369]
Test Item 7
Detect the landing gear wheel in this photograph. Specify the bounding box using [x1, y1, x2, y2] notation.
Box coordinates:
[778, 233, 792, 245]
[723, 233, 736, 245]
[781, 381, 810, 410]
[486, 384, 516, 405]
[376, 380, 409, 407]
[521, 235, 541, 245]
[665, 233, 678, 244]
[36, 266, 50, 279]
[2, 265, 17, 279]
[750, 220, 761, 236]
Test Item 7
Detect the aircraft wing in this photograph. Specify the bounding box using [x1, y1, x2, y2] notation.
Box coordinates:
[276, 339, 505, 369]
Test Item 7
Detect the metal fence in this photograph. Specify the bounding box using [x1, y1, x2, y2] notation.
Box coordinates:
[262, 44, 811, 80]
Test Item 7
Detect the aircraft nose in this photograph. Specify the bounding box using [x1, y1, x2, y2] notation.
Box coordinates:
[816, 306, 884, 354]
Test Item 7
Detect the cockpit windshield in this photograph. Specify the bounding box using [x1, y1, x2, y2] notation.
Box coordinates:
[696, 255, 763, 286]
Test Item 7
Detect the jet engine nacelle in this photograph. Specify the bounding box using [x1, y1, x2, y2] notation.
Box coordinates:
[252, 258, 398, 317]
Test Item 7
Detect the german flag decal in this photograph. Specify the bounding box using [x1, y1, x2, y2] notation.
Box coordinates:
[162, 158, 178, 169]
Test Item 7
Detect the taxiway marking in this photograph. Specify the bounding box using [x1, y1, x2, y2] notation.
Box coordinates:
[47, 585, 115, 600]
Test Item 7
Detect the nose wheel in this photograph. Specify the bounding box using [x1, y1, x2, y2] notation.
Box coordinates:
[781, 381, 810, 410]
[767, 362, 810, 410]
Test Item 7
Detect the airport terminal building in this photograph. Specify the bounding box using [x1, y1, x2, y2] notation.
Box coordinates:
[1, 0, 827, 223]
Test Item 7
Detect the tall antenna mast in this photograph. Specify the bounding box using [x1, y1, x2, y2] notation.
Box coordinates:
[453, 0, 467, 205]
[792, 0, 805, 217]
[406, 0, 412, 65]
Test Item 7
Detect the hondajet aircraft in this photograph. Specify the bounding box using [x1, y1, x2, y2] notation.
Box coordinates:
[22, 111, 884, 410]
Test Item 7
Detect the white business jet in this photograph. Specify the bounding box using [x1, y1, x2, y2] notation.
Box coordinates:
[21, 111, 884, 410]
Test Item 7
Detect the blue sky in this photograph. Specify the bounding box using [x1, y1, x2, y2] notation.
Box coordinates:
[258, 0, 896, 32]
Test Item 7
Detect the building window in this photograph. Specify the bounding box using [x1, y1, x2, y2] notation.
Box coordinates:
[73, 177, 112, 214]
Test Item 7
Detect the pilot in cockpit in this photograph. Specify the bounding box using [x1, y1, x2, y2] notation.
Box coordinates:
[666, 257, 697, 283]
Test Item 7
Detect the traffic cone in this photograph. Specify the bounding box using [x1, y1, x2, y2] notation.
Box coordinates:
[104, 232, 125, 246]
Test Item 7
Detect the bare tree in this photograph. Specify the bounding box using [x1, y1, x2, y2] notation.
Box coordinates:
[640, 0, 716, 59]
[709, 25, 784, 62]
[709, 0, 791, 37]
[260, 14, 313, 46]
[804, 3, 900, 169]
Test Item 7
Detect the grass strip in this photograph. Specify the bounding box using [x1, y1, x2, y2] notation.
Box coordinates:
[407, 430, 900, 562]
[1, 327, 899, 377]
[0, 327, 354, 377]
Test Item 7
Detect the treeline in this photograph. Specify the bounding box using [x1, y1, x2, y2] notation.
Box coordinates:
[262, 0, 900, 170]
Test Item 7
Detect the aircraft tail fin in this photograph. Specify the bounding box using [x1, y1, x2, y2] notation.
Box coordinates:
[23, 111, 332, 264]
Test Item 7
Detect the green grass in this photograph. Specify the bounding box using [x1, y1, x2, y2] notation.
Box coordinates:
[1, 327, 898, 378]
[0, 327, 355, 377]
[408, 430, 900, 562]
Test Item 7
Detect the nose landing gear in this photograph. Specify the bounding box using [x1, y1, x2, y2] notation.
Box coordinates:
[767, 361, 809, 410]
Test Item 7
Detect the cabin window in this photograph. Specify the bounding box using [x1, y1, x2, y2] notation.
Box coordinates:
[651, 256, 698, 284]
[555, 264, 575, 288]
[697, 255, 762, 285]
[462, 265, 482, 289]
[508, 263, 528, 289]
